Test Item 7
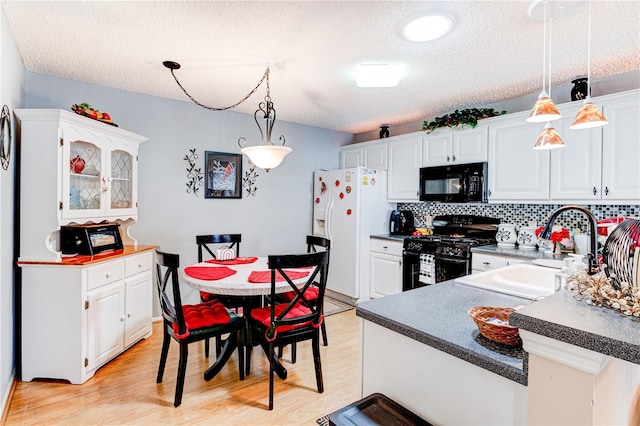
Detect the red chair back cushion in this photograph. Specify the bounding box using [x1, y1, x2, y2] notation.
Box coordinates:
[278, 287, 320, 302]
[172, 300, 230, 335]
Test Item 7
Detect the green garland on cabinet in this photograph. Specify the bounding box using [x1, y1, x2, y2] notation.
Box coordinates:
[422, 108, 506, 134]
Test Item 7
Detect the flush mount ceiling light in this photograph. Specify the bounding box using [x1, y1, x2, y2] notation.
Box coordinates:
[402, 13, 454, 42]
[163, 61, 291, 172]
[356, 63, 405, 88]
[570, 0, 608, 130]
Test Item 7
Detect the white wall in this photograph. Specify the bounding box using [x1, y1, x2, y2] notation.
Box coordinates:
[24, 72, 349, 307]
[0, 5, 25, 418]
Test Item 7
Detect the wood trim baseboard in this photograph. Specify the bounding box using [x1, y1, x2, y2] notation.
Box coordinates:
[1, 375, 17, 425]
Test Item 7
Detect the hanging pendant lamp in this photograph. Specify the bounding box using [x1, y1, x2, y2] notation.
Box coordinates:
[527, 1, 561, 123]
[533, 122, 565, 150]
[163, 61, 291, 172]
[570, 0, 608, 130]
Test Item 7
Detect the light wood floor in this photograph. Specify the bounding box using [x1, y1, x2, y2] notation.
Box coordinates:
[5, 310, 359, 425]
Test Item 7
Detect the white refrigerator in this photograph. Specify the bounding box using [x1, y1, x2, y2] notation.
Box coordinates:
[312, 167, 395, 303]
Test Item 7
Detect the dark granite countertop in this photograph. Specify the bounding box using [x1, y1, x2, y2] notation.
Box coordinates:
[370, 234, 408, 242]
[510, 290, 640, 365]
[356, 281, 531, 385]
[472, 244, 568, 261]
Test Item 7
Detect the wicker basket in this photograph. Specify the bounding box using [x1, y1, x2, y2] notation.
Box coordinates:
[468, 306, 522, 347]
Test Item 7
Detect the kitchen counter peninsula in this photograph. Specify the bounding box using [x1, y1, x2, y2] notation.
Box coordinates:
[357, 277, 640, 424]
[356, 281, 530, 424]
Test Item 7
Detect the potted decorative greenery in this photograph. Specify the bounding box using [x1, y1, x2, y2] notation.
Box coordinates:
[422, 108, 506, 134]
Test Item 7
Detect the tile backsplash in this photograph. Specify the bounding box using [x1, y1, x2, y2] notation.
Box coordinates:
[398, 203, 640, 233]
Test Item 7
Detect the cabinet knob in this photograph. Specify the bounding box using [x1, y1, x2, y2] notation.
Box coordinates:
[483, 262, 491, 266]
[488, 189, 492, 197]
[382, 246, 388, 250]
[447, 155, 450, 162]
[452, 155, 456, 162]
[138, 263, 143, 268]
[120, 315, 125, 322]
[127, 312, 132, 318]
[604, 186, 609, 196]
[593, 187, 597, 196]
[105, 273, 111, 278]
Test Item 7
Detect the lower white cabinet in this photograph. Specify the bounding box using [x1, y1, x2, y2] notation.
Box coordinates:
[471, 252, 525, 273]
[370, 238, 403, 298]
[21, 250, 153, 384]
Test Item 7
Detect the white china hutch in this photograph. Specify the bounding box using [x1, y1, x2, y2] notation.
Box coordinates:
[15, 109, 154, 384]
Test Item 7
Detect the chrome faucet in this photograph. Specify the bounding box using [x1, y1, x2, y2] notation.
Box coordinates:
[539, 205, 600, 275]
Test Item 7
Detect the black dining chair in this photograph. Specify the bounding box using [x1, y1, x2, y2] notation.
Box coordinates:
[245, 250, 329, 410]
[155, 249, 245, 407]
[277, 236, 330, 362]
[196, 233, 243, 357]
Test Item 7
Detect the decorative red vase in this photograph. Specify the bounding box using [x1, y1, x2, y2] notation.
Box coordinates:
[70, 155, 85, 174]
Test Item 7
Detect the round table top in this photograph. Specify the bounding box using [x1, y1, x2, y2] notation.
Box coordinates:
[181, 256, 311, 297]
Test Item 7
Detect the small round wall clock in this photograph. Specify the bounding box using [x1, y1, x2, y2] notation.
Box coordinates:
[0, 105, 11, 171]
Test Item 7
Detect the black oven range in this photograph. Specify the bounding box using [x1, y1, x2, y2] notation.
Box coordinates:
[402, 215, 500, 291]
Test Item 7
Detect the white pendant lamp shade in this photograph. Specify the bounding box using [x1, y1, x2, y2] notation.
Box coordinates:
[241, 145, 291, 172]
[570, 100, 608, 129]
[527, 91, 562, 123]
[533, 122, 565, 150]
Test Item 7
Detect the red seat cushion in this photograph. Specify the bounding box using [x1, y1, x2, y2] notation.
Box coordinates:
[250, 303, 313, 334]
[172, 300, 231, 335]
[278, 287, 320, 302]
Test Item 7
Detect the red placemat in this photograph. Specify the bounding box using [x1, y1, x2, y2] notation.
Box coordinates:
[248, 270, 310, 283]
[185, 266, 237, 280]
[205, 256, 258, 265]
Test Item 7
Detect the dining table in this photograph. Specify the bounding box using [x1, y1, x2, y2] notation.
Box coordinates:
[181, 256, 312, 380]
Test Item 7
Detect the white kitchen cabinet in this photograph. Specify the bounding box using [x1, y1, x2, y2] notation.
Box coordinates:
[423, 126, 488, 167]
[369, 238, 403, 298]
[339, 141, 388, 170]
[471, 252, 526, 273]
[550, 90, 640, 203]
[339, 146, 363, 168]
[550, 102, 602, 200]
[387, 133, 423, 201]
[20, 249, 154, 384]
[487, 114, 549, 202]
[15, 109, 148, 261]
[600, 90, 640, 201]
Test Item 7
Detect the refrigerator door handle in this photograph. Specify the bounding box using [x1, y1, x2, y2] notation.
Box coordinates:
[326, 199, 334, 240]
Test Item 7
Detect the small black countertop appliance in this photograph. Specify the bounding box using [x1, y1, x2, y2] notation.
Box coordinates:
[389, 210, 415, 235]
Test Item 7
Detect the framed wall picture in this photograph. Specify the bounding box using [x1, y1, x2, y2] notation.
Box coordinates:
[204, 151, 242, 199]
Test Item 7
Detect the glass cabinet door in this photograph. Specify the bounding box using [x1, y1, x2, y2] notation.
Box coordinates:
[110, 149, 132, 210]
[66, 140, 104, 217]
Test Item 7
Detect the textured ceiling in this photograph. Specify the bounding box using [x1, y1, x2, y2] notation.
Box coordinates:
[2, 1, 639, 134]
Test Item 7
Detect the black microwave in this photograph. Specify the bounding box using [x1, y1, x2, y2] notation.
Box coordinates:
[419, 162, 488, 203]
[60, 223, 124, 255]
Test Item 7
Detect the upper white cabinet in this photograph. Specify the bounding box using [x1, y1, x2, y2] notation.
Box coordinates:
[600, 91, 640, 201]
[423, 126, 488, 167]
[550, 90, 640, 203]
[487, 114, 549, 202]
[339, 141, 388, 170]
[387, 133, 423, 201]
[15, 109, 148, 261]
[550, 102, 603, 200]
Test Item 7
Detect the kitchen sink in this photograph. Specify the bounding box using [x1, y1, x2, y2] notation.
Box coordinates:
[455, 263, 558, 300]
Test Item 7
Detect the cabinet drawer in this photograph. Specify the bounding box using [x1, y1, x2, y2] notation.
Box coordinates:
[87, 260, 124, 291]
[471, 253, 506, 272]
[125, 252, 153, 277]
[370, 238, 404, 257]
